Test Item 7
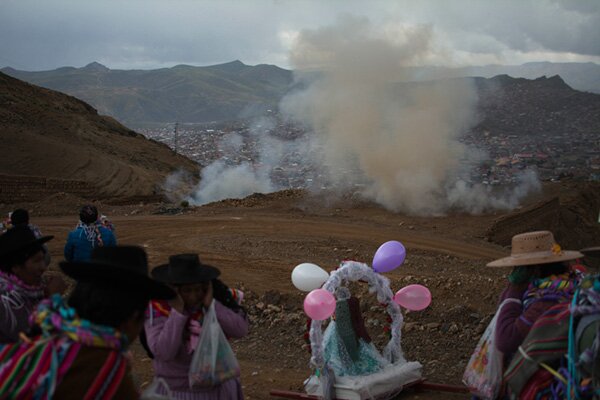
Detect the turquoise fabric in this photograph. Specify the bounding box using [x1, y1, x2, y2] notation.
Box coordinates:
[323, 321, 389, 377]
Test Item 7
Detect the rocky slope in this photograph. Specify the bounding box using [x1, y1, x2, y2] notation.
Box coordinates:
[0, 72, 198, 201]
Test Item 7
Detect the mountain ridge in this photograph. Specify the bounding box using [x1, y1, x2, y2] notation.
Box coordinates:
[1, 61, 598, 125]
[0, 60, 293, 125]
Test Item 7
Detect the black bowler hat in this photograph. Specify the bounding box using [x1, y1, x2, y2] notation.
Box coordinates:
[0, 226, 53, 260]
[60, 246, 175, 300]
[151, 254, 220, 285]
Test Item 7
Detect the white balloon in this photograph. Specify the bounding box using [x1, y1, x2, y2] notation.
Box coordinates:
[291, 263, 329, 292]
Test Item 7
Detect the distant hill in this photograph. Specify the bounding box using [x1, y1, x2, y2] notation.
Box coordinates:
[407, 62, 600, 94]
[1, 60, 293, 125]
[0, 72, 198, 200]
[1, 60, 598, 128]
[471, 74, 600, 137]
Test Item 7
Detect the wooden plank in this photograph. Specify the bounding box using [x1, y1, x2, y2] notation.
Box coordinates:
[412, 381, 469, 393]
[269, 379, 426, 399]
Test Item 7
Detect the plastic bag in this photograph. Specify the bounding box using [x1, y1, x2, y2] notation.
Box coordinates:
[140, 378, 172, 400]
[320, 365, 336, 400]
[463, 298, 521, 399]
[189, 300, 240, 388]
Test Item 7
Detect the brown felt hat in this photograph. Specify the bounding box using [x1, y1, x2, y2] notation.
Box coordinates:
[487, 231, 584, 268]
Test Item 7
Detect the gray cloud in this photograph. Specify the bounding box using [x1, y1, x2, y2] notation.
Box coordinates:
[0, 0, 598, 71]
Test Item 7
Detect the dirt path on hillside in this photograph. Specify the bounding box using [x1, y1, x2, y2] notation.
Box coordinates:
[38, 206, 510, 399]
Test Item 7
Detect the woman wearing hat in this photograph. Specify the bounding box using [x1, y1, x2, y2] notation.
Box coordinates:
[145, 254, 249, 399]
[0, 245, 176, 398]
[488, 231, 584, 362]
[0, 226, 66, 343]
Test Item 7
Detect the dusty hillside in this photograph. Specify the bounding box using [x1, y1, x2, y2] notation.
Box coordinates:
[487, 182, 600, 249]
[0, 72, 197, 200]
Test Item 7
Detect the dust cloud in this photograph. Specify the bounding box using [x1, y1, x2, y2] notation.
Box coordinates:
[168, 16, 540, 213]
[280, 16, 540, 215]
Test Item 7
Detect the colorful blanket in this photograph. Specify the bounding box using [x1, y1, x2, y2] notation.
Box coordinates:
[0, 295, 128, 399]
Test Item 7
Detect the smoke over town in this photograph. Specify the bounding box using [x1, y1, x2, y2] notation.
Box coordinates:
[171, 17, 542, 214]
[280, 16, 540, 215]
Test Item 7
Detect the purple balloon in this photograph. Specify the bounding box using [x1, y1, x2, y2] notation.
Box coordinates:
[373, 240, 406, 273]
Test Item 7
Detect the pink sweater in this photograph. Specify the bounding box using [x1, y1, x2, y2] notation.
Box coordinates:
[145, 300, 249, 395]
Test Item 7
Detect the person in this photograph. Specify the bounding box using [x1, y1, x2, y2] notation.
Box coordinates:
[1, 212, 12, 233]
[487, 231, 584, 363]
[0, 226, 65, 343]
[145, 254, 249, 399]
[0, 245, 175, 399]
[502, 273, 600, 398]
[64, 204, 116, 262]
[100, 214, 116, 232]
[10, 208, 51, 266]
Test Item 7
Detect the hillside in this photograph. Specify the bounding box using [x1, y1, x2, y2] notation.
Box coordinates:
[0, 72, 198, 201]
[471, 74, 600, 137]
[1, 61, 293, 125]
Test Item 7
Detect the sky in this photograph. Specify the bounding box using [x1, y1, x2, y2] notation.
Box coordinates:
[1, 0, 599, 71]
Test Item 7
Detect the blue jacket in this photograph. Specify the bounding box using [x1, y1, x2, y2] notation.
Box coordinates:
[64, 225, 117, 262]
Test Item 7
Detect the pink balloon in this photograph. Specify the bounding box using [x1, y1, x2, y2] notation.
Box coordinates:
[393, 284, 431, 311]
[303, 289, 336, 320]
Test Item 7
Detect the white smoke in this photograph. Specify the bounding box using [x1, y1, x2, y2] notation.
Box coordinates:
[280, 16, 540, 215]
[189, 160, 273, 205]
[446, 169, 542, 214]
[185, 117, 304, 205]
[162, 169, 195, 203]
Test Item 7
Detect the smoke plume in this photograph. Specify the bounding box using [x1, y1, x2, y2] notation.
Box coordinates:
[281, 16, 540, 215]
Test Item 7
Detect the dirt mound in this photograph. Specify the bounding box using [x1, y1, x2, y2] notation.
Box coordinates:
[205, 189, 307, 208]
[0, 72, 197, 200]
[487, 183, 600, 249]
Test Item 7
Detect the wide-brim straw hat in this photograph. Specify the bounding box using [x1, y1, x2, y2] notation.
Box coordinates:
[487, 231, 584, 268]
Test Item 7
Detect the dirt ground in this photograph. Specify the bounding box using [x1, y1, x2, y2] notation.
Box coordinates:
[9, 183, 597, 399]
[25, 192, 528, 400]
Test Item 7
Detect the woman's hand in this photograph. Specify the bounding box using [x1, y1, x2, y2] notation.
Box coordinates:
[169, 289, 185, 314]
[508, 266, 533, 288]
[203, 281, 213, 309]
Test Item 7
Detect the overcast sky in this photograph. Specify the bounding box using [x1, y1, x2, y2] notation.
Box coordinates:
[1, 0, 599, 71]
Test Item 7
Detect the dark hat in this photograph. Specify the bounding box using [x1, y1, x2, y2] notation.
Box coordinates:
[60, 246, 175, 300]
[0, 226, 53, 260]
[151, 254, 220, 285]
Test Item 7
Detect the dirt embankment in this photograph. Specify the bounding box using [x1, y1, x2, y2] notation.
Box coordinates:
[487, 183, 600, 249]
